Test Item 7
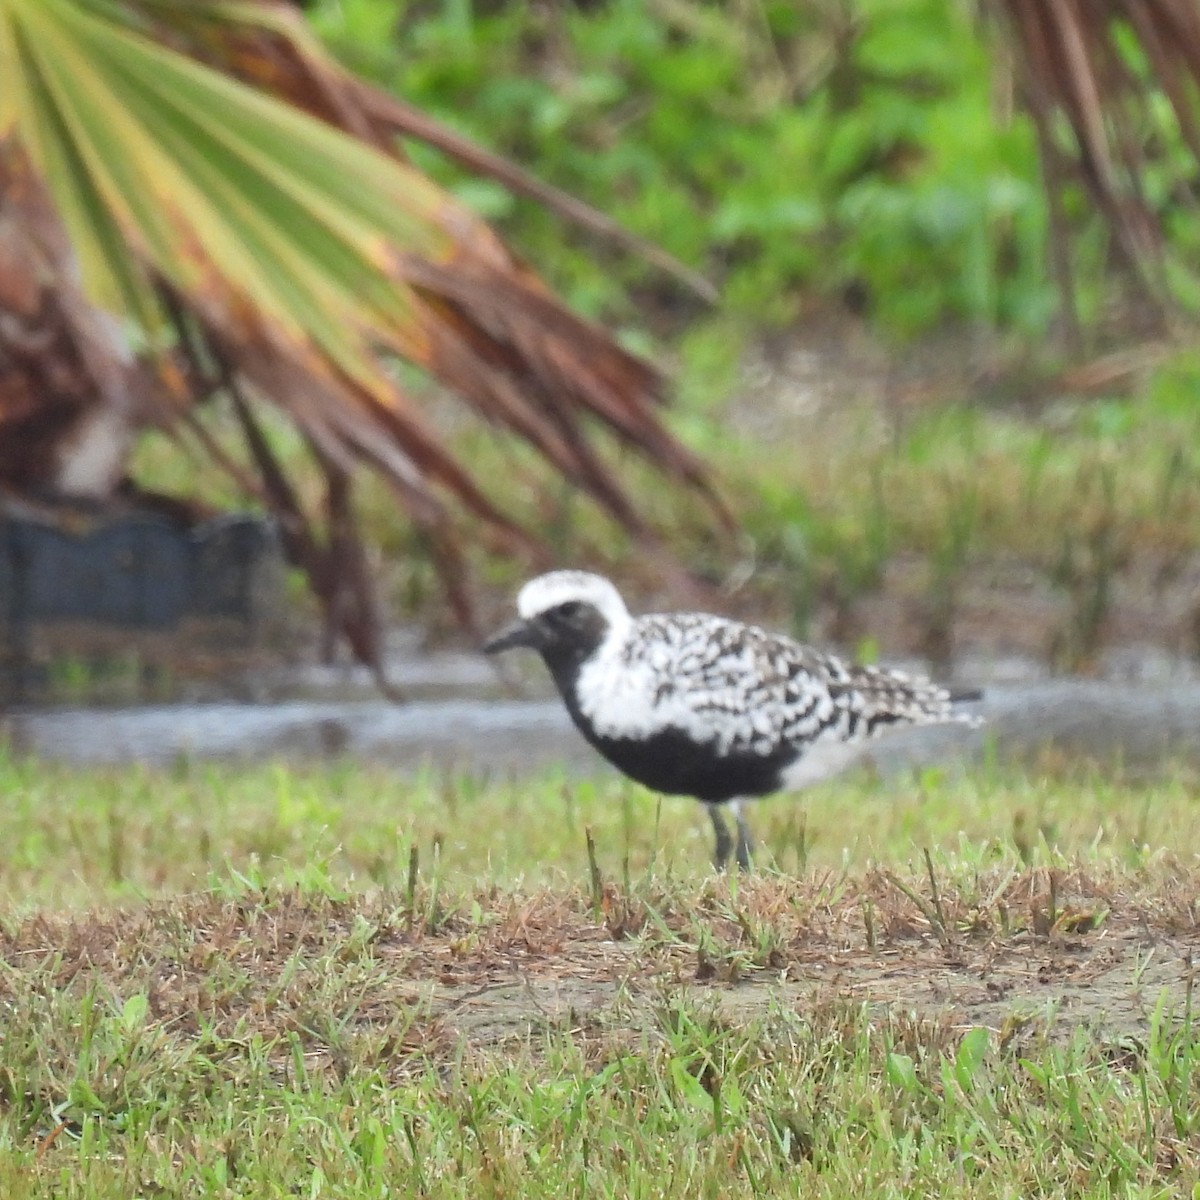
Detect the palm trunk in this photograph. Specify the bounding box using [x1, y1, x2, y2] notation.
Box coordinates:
[0, 139, 140, 500]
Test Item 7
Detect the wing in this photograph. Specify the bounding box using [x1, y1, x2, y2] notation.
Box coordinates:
[628, 615, 835, 756]
[631, 614, 967, 757]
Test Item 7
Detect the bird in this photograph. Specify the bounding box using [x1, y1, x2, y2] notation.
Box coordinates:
[483, 570, 982, 870]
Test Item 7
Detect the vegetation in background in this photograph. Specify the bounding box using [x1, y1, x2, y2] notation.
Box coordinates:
[129, 345, 1200, 669]
[0, 0, 725, 684]
[10, 0, 1200, 678]
[287, 0, 1200, 668]
[739, 361, 1200, 667]
[310, 0, 1052, 342]
[312, 0, 1200, 346]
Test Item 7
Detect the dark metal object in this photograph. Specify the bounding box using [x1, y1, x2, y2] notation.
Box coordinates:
[0, 509, 279, 701]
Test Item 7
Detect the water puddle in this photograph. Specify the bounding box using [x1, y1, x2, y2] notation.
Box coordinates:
[4, 674, 1198, 777]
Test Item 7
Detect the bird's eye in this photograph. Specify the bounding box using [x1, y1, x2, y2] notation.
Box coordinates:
[558, 601, 583, 619]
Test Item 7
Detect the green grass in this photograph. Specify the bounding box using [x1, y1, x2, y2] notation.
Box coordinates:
[1, 749, 1200, 1196]
[0, 752, 1192, 906]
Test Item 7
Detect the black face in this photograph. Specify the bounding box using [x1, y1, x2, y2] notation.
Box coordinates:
[482, 599, 609, 675]
[534, 600, 608, 666]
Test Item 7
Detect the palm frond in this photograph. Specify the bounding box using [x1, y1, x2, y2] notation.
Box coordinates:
[0, 0, 729, 682]
[996, 0, 1200, 331]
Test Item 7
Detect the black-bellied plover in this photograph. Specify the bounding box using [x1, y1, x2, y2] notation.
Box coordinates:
[484, 570, 982, 869]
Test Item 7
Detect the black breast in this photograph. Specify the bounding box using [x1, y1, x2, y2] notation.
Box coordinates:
[576, 722, 797, 802]
[544, 653, 797, 802]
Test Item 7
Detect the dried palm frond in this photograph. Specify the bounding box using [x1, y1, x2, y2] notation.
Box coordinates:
[995, 0, 1200, 334]
[0, 0, 729, 686]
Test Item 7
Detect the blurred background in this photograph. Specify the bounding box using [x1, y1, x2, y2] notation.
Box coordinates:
[2, 0, 1199, 755]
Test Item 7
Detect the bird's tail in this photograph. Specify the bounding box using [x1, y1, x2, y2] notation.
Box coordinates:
[833, 666, 985, 732]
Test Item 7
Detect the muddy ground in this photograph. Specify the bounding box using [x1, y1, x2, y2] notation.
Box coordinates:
[425, 873, 1200, 1053]
[435, 915, 1195, 1051]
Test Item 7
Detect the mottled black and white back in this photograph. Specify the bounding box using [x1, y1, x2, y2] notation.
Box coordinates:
[484, 570, 982, 869]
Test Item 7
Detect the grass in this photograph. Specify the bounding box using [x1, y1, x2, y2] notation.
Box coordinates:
[0, 748, 1199, 1195]
[0, 752, 1192, 905]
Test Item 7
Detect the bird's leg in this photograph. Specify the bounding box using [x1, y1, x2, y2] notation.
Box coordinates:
[731, 799, 754, 871]
[709, 805, 733, 870]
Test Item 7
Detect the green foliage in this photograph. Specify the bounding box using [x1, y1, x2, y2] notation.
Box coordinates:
[310, 0, 1059, 338]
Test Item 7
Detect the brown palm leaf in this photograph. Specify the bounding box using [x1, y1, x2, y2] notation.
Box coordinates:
[995, 0, 1200, 333]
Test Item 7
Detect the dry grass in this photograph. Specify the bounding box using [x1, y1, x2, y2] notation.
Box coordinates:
[4, 858, 1196, 1057]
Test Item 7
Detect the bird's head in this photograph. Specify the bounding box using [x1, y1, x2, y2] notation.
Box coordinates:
[482, 571, 630, 670]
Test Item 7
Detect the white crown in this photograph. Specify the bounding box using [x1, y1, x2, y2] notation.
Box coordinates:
[516, 570, 630, 625]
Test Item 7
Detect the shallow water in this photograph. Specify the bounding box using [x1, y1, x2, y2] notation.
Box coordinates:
[4, 676, 1198, 778]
